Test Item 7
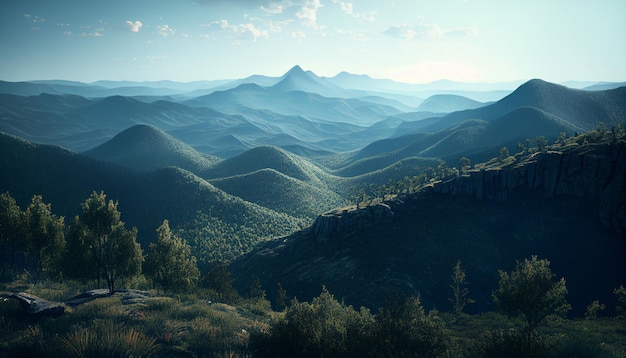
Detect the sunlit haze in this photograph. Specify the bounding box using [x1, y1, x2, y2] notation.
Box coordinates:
[1, 0, 625, 83]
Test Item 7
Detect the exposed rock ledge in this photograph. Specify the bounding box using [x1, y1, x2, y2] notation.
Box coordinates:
[310, 143, 626, 240]
[310, 199, 402, 243]
[1, 289, 155, 316]
[433, 143, 626, 235]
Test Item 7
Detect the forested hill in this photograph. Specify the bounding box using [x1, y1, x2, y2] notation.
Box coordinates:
[231, 132, 626, 314]
[0, 131, 305, 266]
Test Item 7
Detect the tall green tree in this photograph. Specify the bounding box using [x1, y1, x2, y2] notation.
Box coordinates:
[493, 256, 570, 351]
[145, 219, 200, 293]
[77, 191, 142, 293]
[0, 192, 24, 279]
[62, 216, 98, 282]
[23, 195, 65, 279]
[375, 293, 449, 357]
[201, 263, 239, 303]
[449, 260, 474, 315]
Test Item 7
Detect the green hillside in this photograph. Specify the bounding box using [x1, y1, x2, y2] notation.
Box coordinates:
[0, 132, 305, 268]
[211, 168, 345, 219]
[84, 124, 221, 172]
[201, 145, 330, 185]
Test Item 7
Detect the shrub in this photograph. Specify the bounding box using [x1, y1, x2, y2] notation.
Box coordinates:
[585, 300, 606, 320]
[56, 319, 162, 357]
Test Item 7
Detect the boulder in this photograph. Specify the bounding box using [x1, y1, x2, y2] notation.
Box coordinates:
[1, 292, 65, 316]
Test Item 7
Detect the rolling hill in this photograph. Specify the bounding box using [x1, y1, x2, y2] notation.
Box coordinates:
[0, 132, 305, 267]
[416, 94, 485, 113]
[210, 168, 345, 219]
[83, 124, 221, 172]
[201, 146, 331, 185]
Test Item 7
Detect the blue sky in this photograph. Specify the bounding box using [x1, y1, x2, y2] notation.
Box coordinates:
[1, 0, 624, 83]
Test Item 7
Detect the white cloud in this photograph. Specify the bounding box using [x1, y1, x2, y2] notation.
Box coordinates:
[261, 3, 284, 14]
[296, 0, 323, 28]
[157, 24, 176, 37]
[63, 31, 72, 36]
[24, 14, 45, 23]
[126, 20, 143, 33]
[332, 0, 376, 21]
[79, 31, 104, 38]
[202, 19, 268, 41]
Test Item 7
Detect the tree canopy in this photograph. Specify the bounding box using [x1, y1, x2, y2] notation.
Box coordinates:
[71, 191, 143, 293]
[145, 219, 200, 293]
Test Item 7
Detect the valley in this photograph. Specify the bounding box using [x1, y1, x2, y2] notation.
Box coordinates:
[1, 67, 625, 357]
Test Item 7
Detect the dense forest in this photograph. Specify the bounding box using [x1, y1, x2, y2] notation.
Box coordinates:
[1, 126, 625, 357]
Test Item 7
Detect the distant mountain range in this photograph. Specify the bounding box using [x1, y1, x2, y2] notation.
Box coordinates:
[1, 67, 624, 163]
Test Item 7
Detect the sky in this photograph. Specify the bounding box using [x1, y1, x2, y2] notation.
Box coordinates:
[1, 0, 625, 84]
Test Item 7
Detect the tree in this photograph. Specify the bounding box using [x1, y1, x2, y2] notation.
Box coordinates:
[535, 136, 548, 152]
[77, 191, 142, 293]
[23, 195, 65, 279]
[493, 256, 570, 351]
[614, 285, 626, 319]
[585, 300, 605, 320]
[248, 277, 266, 300]
[145, 219, 200, 293]
[499, 147, 510, 163]
[275, 282, 287, 312]
[201, 263, 239, 303]
[458, 157, 471, 173]
[375, 293, 449, 357]
[0, 192, 24, 278]
[449, 260, 474, 315]
[63, 216, 99, 282]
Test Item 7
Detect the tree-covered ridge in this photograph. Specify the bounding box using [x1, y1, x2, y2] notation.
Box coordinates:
[230, 126, 626, 316]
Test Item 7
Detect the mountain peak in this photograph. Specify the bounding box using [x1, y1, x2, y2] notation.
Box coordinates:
[285, 65, 306, 76]
[272, 65, 339, 94]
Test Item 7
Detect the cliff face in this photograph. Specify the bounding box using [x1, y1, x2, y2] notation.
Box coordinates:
[310, 142, 626, 240]
[433, 143, 626, 236]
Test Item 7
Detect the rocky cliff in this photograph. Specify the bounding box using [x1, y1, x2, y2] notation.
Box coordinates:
[310, 142, 626, 240]
[432, 142, 626, 236]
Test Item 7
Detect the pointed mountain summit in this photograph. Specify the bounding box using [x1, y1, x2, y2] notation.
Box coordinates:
[271, 65, 347, 97]
[83, 124, 221, 172]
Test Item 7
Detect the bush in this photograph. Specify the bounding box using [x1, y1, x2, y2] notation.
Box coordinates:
[472, 328, 555, 357]
[253, 289, 450, 358]
[56, 319, 162, 358]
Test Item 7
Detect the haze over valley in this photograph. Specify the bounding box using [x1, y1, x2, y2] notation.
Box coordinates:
[1, 0, 625, 356]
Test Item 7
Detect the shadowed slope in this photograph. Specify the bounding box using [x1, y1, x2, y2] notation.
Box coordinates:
[83, 124, 221, 172]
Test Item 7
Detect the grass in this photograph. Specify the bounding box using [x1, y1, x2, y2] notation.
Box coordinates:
[1, 276, 626, 357]
[0, 279, 270, 357]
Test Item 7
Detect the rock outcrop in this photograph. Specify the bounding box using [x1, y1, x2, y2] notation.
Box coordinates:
[433, 143, 626, 235]
[309, 199, 402, 243]
[310, 142, 626, 240]
[1, 292, 65, 316]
